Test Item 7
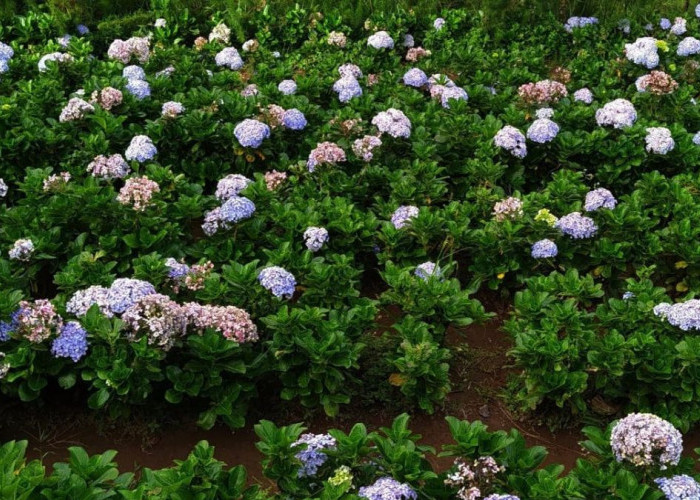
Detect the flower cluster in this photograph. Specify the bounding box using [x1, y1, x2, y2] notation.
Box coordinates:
[59, 97, 94, 122]
[517, 80, 567, 105]
[183, 303, 258, 342]
[526, 118, 559, 143]
[635, 71, 678, 94]
[445, 456, 504, 500]
[367, 31, 394, 49]
[372, 109, 411, 138]
[43, 171, 71, 192]
[645, 127, 675, 154]
[107, 37, 150, 64]
[161, 101, 185, 118]
[391, 205, 419, 229]
[595, 99, 637, 128]
[38, 52, 73, 72]
[0, 41, 14, 73]
[10, 300, 62, 343]
[610, 413, 682, 469]
[9, 239, 34, 261]
[258, 266, 296, 299]
[573, 88, 593, 104]
[265, 170, 287, 190]
[242, 39, 259, 52]
[333, 74, 363, 103]
[278, 79, 297, 95]
[624, 37, 659, 68]
[87, 154, 130, 179]
[166, 258, 214, 292]
[654, 299, 700, 331]
[123, 65, 145, 80]
[202, 196, 256, 235]
[531, 239, 558, 259]
[406, 47, 431, 62]
[215, 47, 244, 70]
[670, 17, 687, 35]
[234, 119, 270, 148]
[493, 197, 523, 221]
[67, 286, 112, 317]
[555, 212, 597, 239]
[494, 126, 527, 158]
[282, 108, 307, 130]
[292, 433, 337, 477]
[117, 176, 160, 211]
[107, 278, 157, 314]
[584, 188, 617, 211]
[241, 84, 259, 97]
[483, 496, 520, 500]
[215, 174, 253, 201]
[655, 475, 700, 500]
[51, 321, 88, 362]
[358, 477, 417, 500]
[125, 79, 150, 100]
[122, 294, 186, 350]
[327, 31, 347, 47]
[563, 16, 598, 32]
[352, 135, 382, 162]
[125, 135, 157, 162]
[307, 142, 347, 172]
[535, 208, 558, 226]
[440, 86, 468, 108]
[303, 227, 329, 252]
[209, 23, 231, 44]
[403, 68, 428, 87]
[328, 466, 353, 487]
[415, 261, 441, 280]
[90, 87, 123, 110]
[678, 37, 700, 56]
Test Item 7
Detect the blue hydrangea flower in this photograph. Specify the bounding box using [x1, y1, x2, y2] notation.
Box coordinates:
[215, 47, 243, 70]
[165, 258, 190, 279]
[303, 227, 329, 252]
[125, 79, 151, 100]
[391, 205, 419, 229]
[531, 239, 558, 258]
[0, 321, 13, 341]
[219, 196, 256, 224]
[573, 88, 593, 104]
[483, 496, 520, 500]
[123, 65, 145, 80]
[107, 278, 156, 314]
[125, 135, 157, 162]
[76, 24, 90, 35]
[555, 212, 598, 239]
[415, 261, 442, 280]
[358, 477, 417, 500]
[234, 119, 270, 148]
[278, 79, 297, 95]
[494, 126, 527, 158]
[51, 321, 88, 362]
[333, 75, 362, 103]
[660, 18, 672, 29]
[367, 31, 394, 49]
[584, 188, 617, 211]
[292, 433, 337, 477]
[402, 68, 428, 87]
[655, 475, 700, 499]
[564, 16, 598, 32]
[258, 266, 296, 299]
[215, 174, 253, 201]
[678, 37, 700, 56]
[527, 118, 559, 143]
[624, 37, 659, 68]
[282, 109, 307, 130]
[441, 86, 468, 108]
[0, 42, 13, 62]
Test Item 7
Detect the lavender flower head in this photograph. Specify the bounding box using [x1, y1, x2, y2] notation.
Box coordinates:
[655, 475, 700, 500]
[697, 4, 700, 18]
[441, 86, 468, 108]
[292, 433, 337, 477]
[415, 261, 442, 280]
[338, 63, 363, 79]
[584, 188, 617, 211]
[76, 24, 90, 35]
[123, 294, 186, 350]
[526, 118, 559, 143]
[165, 258, 190, 280]
[215, 47, 243, 70]
[391, 205, 419, 229]
[51, 321, 88, 362]
[494, 126, 527, 158]
[694, 132, 700, 146]
[536, 108, 554, 119]
[184, 303, 258, 342]
[219, 196, 256, 224]
[107, 278, 156, 314]
[87, 154, 130, 179]
[671, 17, 687, 36]
[661, 18, 672, 30]
[574, 88, 593, 104]
[403, 68, 428, 87]
[564, 16, 598, 32]
[282, 109, 307, 130]
[303, 227, 329, 252]
[0, 42, 13, 62]
[215, 174, 253, 201]
[531, 239, 558, 258]
[678, 37, 700, 56]
[367, 31, 395, 49]
[595, 99, 637, 128]
[125, 135, 157, 162]
[333, 75, 363, 103]
[12, 300, 62, 343]
[278, 79, 297, 95]
[493, 197, 523, 221]
[372, 108, 411, 138]
[358, 477, 417, 500]
[434, 17, 446, 30]
[38, 52, 73, 72]
[67, 286, 112, 317]
[610, 413, 682, 469]
[645, 127, 675, 154]
[91, 87, 123, 110]
[555, 212, 597, 239]
[353, 135, 382, 162]
[483, 496, 520, 500]
[123, 65, 146, 80]
[654, 299, 700, 331]
[241, 84, 259, 97]
[125, 79, 151, 100]
[234, 119, 270, 148]
[162, 101, 185, 118]
[258, 266, 297, 299]
[9, 239, 34, 261]
[624, 37, 659, 68]
[403, 34, 415, 47]
[0, 179, 7, 197]
[59, 98, 94, 122]
[307, 142, 346, 172]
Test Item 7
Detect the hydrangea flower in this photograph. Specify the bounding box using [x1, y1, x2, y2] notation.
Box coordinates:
[493, 197, 523, 221]
[391, 205, 419, 229]
[564, 16, 598, 32]
[258, 266, 297, 299]
[117, 177, 160, 211]
[215, 47, 244, 70]
[367, 31, 394, 49]
[123, 294, 186, 350]
[531, 239, 558, 258]
[655, 475, 700, 500]
[12, 300, 62, 343]
[403, 68, 428, 87]
[611, 413, 682, 469]
[535, 208, 558, 226]
[278, 79, 297, 95]
[646, 127, 675, 154]
[595, 99, 637, 128]
[654, 299, 700, 331]
[209, 23, 231, 44]
[415, 261, 441, 280]
[87, 154, 130, 179]
[0, 179, 8, 197]
[67, 286, 112, 317]
[76, 24, 90, 35]
[574, 88, 593, 104]
[670, 17, 687, 36]
[59, 98, 94, 123]
[536, 108, 554, 119]
[292, 433, 337, 477]
[307, 142, 346, 172]
[155, 65, 175, 78]
[107, 278, 156, 314]
[518, 80, 567, 105]
[406, 47, 430, 62]
[372, 109, 411, 138]
[125, 135, 157, 162]
[43, 172, 71, 192]
[282, 108, 307, 130]
[215, 174, 253, 201]
[154, 18, 166, 28]
[440, 86, 468, 108]
[0, 42, 13, 63]
[494, 126, 527, 158]
[526, 118, 559, 143]
[660, 18, 672, 30]
[265, 170, 287, 190]
[635, 71, 678, 94]
[584, 188, 617, 211]
[694, 132, 700, 146]
[434, 18, 445, 30]
[241, 84, 259, 97]
[678, 37, 700, 56]
[9, 239, 34, 261]
[483, 496, 520, 500]
[51, 321, 88, 362]
[161, 101, 185, 118]
[403, 34, 415, 47]
[327, 31, 347, 47]
[38, 52, 73, 72]
[183, 303, 258, 342]
[242, 39, 259, 52]
[338, 63, 362, 79]
[333, 75, 362, 103]
[234, 119, 270, 148]
[91, 87, 123, 110]
[625, 37, 659, 68]
[219, 196, 256, 224]
[303, 227, 329, 252]
[555, 212, 597, 239]
[125, 79, 151, 100]
[123, 65, 146, 80]
[352, 135, 382, 162]
[107, 37, 150, 64]
[697, 3, 700, 18]
[358, 477, 417, 500]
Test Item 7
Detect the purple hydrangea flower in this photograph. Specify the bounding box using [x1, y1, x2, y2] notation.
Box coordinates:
[564, 16, 598, 32]
[67, 286, 112, 317]
[434, 18, 445, 30]
[625, 37, 659, 68]
[292, 433, 337, 477]
[584, 188, 617, 211]
[125, 79, 151, 100]
[219, 196, 256, 224]
[655, 475, 700, 500]
[494, 126, 527, 158]
[441, 86, 468, 108]
[646, 127, 675, 154]
[51, 321, 88, 362]
[303, 227, 329, 252]
[258, 266, 296, 299]
[87, 154, 130, 180]
[9, 239, 34, 261]
[123, 65, 146, 80]
[391, 205, 419, 229]
[574, 88, 593, 104]
[76, 24, 90, 35]
[372, 109, 411, 138]
[278, 79, 297, 95]
[107, 278, 156, 314]
[403, 34, 415, 47]
[611, 413, 682, 469]
[165, 258, 190, 279]
[555, 212, 598, 239]
[282, 108, 307, 130]
[483, 496, 520, 500]
[671, 18, 687, 36]
[234, 119, 270, 148]
[654, 299, 700, 331]
[215, 174, 253, 201]
[215, 47, 243, 70]
[125, 135, 157, 162]
[352, 135, 382, 162]
[678, 37, 700, 56]
[0, 42, 13, 62]
[333, 75, 363, 103]
[661, 18, 672, 29]
[415, 261, 441, 280]
[402, 68, 428, 87]
[358, 477, 417, 500]
[536, 108, 554, 119]
[38, 52, 73, 72]
[367, 31, 394, 49]
[162, 101, 185, 118]
[531, 239, 558, 258]
[338, 64, 362, 79]
[526, 118, 559, 143]
[595, 99, 637, 128]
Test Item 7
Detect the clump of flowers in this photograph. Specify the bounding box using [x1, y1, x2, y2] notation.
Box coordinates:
[162, 101, 185, 118]
[51, 321, 88, 362]
[678, 37, 700, 56]
[262, 104, 286, 129]
[215, 174, 253, 201]
[595, 99, 637, 128]
[183, 303, 258, 342]
[670, 17, 687, 36]
[241, 84, 259, 97]
[338, 63, 362, 79]
[117, 176, 160, 211]
[125, 135, 157, 163]
[122, 294, 186, 350]
[535, 208, 558, 226]
[434, 17, 445, 30]
[123, 65, 145, 80]
[202, 196, 256, 236]
[292, 433, 337, 477]
[265, 170, 287, 190]
[38, 52, 73, 72]
[555, 212, 597, 239]
[327, 31, 347, 47]
[610, 413, 682, 469]
[372, 108, 411, 138]
[367, 31, 394, 49]
[564, 16, 598, 32]
[59, 97, 94, 122]
[9, 239, 34, 261]
[440, 86, 468, 108]
[415, 261, 441, 280]
[282, 109, 307, 130]
[391, 205, 419, 229]
[550, 66, 571, 84]
[107, 278, 156, 314]
[661, 18, 672, 30]
[573, 88, 593, 104]
[278, 79, 297, 95]
[517, 80, 567, 105]
[215, 47, 244, 70]
[307, 142, 346, 172]
[328, 466, 353, 487]
[0, 41, 14, 73]
[403, 34, 415, 47]
[535, 108, 554, 119]
[125, 79, 151, 100]
[531, 239, 558, 259]
[445, 456, 504, 500]
[258, 266, 297, 299]
[155, 65, 175, 78]
[234, 119, 270, 148]
[403, 68, 428, 87]
[67, 286, 112, 317]
[625, 37, 659, 68]
[645, 127, 675, 154]
[90, 87, 123, 110]
[353, 135, 382, 162]
[11, 300, 62, 343]
[494, 126, 527, 158]
[333, 75, 363, 103]
[107, 37, 150, 64]
[303, 227, 329, 252]
[653, 299, 700, 331]
[242, 39, 259, 52]
[209, 23, 231, 44]
[493, 197, 523, 221]
[165, 258, 214, 292]
[87, 154, 130, 179]
[635, 71, 678, 94]
[526, 118, 559, 143]
[483, 496, 520, 500]
[358, 477, 417, 500]
[655, 475, 700, 500]
[585, 188, 617, 211]
[406, 47, 431, 62]
[43, 172, 70, 192]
